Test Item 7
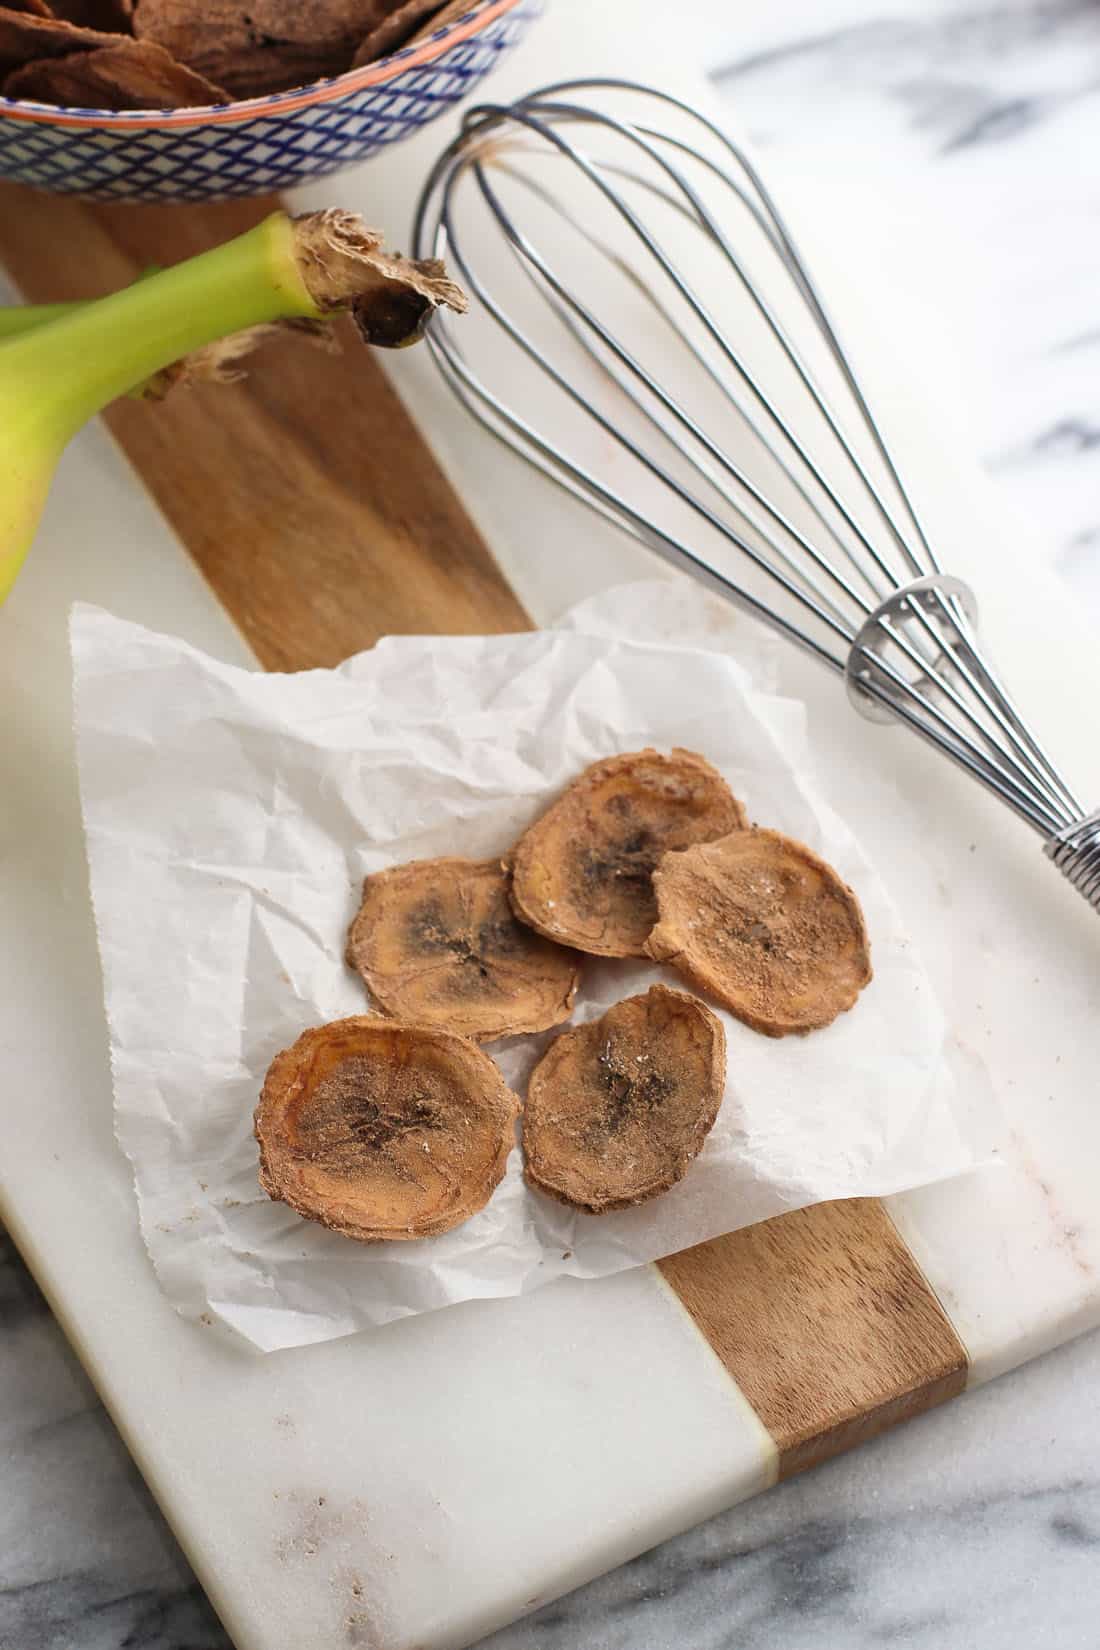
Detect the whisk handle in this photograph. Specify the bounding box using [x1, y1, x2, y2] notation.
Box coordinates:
[1046, 813, 1100, 911]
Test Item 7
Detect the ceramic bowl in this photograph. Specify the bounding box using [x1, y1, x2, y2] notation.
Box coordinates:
[0, 0, 538, 202]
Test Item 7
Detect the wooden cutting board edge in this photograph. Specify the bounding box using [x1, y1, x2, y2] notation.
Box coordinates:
[0, 182, 968, 1483]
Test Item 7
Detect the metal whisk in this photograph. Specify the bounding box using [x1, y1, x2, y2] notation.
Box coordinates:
[412, 78, 1100, 911]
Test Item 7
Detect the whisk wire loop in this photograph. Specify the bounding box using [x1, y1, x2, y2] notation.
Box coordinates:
[412, 79, 1098, 909]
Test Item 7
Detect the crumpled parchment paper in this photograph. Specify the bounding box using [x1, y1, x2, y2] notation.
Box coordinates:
[71, 581, 993, 1352]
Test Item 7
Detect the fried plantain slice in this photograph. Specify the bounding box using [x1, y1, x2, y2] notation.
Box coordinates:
[0, 9, 117, 72]
[509, 748, 747, 959]
[50, 1, 134, 28]
[255, 1015, 519, 1242]
[5, 37, 225, 104]
[402, 0, 486, 43]
[351, 0, 444, 65]
[646, 826, 872, 1036]
[522, 985, 725, 1213]
[133, 0, 383, 98]
[132, 0, 379, 97]
[346, 856, 581, 1041]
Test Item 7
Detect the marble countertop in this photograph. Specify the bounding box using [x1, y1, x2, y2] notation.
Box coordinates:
[2, 1, 1098, 1646]
[5, 1223, 1100, 1650]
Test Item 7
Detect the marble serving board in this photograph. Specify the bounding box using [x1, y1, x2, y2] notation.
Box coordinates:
[1, 5, 1098, 1650]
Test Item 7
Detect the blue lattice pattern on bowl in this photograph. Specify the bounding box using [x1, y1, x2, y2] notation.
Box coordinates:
[0, 0, 539, 202]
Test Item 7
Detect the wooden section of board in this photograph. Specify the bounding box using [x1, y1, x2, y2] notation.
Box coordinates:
[659, 1200, 967, 1478]
[0, 186, 968, 1470]
[0, 185, 529, 669]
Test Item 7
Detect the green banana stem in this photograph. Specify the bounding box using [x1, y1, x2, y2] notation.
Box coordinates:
[0, 300, 78, 338]
[0, 267, 160, 342]
[0, 210, 466, 605]
[3, 213, 316, 449]
[0, 276, 204, 400]
[0, 288, 329, 402]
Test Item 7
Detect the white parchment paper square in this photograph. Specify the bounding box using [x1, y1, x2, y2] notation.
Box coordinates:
[71, 582, 990, 1352]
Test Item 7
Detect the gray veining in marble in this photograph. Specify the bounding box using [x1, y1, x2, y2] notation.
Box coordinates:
[0, 1234, 231, 1650]
[707, 0, 1100, 609]
[2, 0, 1099, 1646]
[5, 1221, 1100, 1650]
[481, 1334, 1100, 1650]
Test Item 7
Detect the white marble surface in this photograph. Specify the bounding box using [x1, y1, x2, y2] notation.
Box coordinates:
[3, 0, 1100, 1646]
[5, 1216, 1100, 1650]
[703, 0, 1100, 610]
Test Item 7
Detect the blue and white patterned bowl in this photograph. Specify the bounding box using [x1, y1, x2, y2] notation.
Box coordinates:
[0, 0, 538, 202]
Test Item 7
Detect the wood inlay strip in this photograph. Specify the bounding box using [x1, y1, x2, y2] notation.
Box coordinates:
[659, 1199, 967, 1477]
[0, 185, 529, 668]
[0, 187, 969, 1470]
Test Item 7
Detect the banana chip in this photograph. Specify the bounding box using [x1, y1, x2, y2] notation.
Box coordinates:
[647, 826, 873, 1036]
[346, 856, 581, 1041]
[255, 1016, 519, 1242]
[522, 985, 726, 1213]
[5, 36, 225, 104]
[134, 0, 387, 97]
[0, 0, 454, 103]
[50, 1, 134, 27]
[0, 9, 116, 72]
[510, 748, 746, 959]
[350, 0, 442, 64]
